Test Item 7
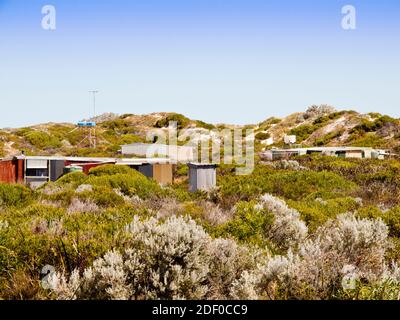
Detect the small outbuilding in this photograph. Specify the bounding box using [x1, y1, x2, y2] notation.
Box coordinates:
[261, 146, 389, 161]
[116, 158, 174, 185]
[121, 143, 195, 163]
[188, 163, 217, 192]
[152, 163, 174, 185]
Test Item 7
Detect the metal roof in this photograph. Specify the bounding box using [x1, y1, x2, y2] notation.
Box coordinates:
[13, 155, 116, 162]
[188, 162, 218, 168]
[268, 146, 377, 153]
[8, 155, 172, 165]
[121, 143, 194, 150]
[116, 158, 171, 165]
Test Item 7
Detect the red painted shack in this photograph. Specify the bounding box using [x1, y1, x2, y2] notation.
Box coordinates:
[0, 156, 174, 187]
[0, 158, 24, 184]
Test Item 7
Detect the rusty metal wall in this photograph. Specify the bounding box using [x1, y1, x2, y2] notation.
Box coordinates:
[0, 160, 18, 183]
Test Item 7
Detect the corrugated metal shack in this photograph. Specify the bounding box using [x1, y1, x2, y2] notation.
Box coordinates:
[0, 156, 174, 187]
[261, 146, 389, 161]
[121, 143, 195, 163]
[0, 158, 24, 184]
[188, 163, 217, 192]
[116, 158, 174, 185]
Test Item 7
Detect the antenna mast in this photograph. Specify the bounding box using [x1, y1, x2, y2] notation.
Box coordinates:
[89, 90, 99, 118]
[88, 90, 98, 148]
[74, 91, 99, 149]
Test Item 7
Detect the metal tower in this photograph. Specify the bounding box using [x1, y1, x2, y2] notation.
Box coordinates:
[70, 90, 99, 149]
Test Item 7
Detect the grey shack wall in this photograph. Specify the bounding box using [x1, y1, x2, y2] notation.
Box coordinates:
[189, 165, 216, 192]
[50, 160, 66, 182]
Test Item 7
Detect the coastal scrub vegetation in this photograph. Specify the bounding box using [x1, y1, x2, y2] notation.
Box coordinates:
[1, 156, 400, 300]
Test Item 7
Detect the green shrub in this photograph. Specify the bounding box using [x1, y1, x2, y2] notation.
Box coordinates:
[289, 124, 316, 142]
[336, 280, 400, 300]
[88, 164, 133, 176]
[258, 117, 281, 130]
[56, 172, 88, 186]
[356, 206, 383, 220]
[214, 201, 274, 247]
[0, 141, 5, 158]
[43, 188, 75, 206]
[87, 169, 164, 199]
[0, 203, 141, 284]
[289, 197, 360, 231]
[195, 120, 215, 130]
[255, 132, 271, 140]
[383, 207, 400, 237]
[368, 112, 382, 119]
[155, 113, 191, 129]
[175, 164, 188, 177]
[100, 119, 130, 131]
[347, 132, 387, 148]
[117, 134, 143, 145]
[289, 111, 346, 143]
[80, 186, 125, 207]
[219, 165, 356, 205]
[0, 183, 33, 207]
[314, 130, 343, 146]
[24, 131, 62, 149]
[350, 116, 398, 135]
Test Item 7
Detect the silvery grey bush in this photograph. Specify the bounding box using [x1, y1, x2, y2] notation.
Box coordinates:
[50, 204, 396, 300]
[67, 198, 99, 214]
[155, 198, 232, 226]
[41, 184, 63, 196]
[31, 217, 65, 237]
[113, 188, 142, 204]
[259, 194, 308, 249]
[51, 215, 259, 300]
[50, 251, 130, 300]
[199, 201, 234, 226]
[272, 160, 307, 171]
[124, 215, 211, 299]
[207, 238, 262, 299]
[75, 184, 93, 193]
[232, 212, 392, 299]
[303, 105, 336, 120]
[230, 271, 261, 300]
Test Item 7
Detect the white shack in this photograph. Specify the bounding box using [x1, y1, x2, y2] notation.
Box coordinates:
[262, 146, 388, 161]
[121, 143, 195, 163]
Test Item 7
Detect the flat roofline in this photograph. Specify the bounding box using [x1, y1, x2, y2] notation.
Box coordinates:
[14, 156, 66, 161]
[268, 146, 377, 152]
[121, 143, 194, 149]
[188, 162, 218, 167]
[116, 158, 172, 165]
[13, 156, 117, 162]
[8, 155, 173, 165]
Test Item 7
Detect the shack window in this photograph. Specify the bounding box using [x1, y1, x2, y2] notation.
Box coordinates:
[26, 168, 49, 177]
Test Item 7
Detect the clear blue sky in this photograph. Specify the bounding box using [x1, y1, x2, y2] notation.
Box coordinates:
[0, 0, 399, 128]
